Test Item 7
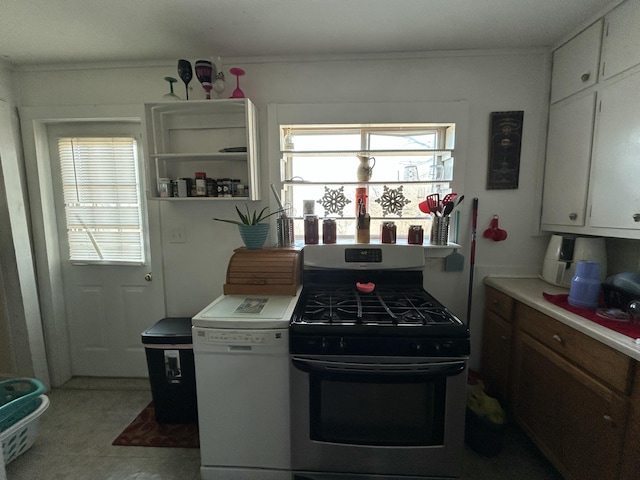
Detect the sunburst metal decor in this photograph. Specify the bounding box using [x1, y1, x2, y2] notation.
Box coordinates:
[317, 186, 351, 217]
[374, 185, 411, 217]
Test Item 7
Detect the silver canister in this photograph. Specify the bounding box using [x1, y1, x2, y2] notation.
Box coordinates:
[276, 216, 295, 247]
[430, 216, 450, 245]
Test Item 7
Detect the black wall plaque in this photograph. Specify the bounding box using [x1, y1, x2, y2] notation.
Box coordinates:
[487, 111, 524, 190]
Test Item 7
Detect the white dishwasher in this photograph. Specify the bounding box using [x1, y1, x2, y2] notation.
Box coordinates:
[192, 291, 300, 480]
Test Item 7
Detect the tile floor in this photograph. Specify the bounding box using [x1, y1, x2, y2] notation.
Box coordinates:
[4, 377, 563, 480]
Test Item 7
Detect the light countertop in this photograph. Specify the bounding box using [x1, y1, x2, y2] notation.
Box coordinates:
[483, 276, 640, 362]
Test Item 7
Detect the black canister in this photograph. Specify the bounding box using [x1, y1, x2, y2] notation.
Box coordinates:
[381, 221, 397, 244]
[304, 215, 319, 244]
[322, 218, 337, 244]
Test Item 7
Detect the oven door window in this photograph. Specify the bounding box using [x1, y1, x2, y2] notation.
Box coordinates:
[309, 373, 446, 446]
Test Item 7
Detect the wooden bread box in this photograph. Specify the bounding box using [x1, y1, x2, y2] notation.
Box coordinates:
[223, 247, 302, 296]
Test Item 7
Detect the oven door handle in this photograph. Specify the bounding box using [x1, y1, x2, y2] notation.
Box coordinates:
[291, 356, 466, 376]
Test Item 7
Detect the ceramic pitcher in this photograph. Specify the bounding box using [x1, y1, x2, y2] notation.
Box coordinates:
[356, 155, 376, 182]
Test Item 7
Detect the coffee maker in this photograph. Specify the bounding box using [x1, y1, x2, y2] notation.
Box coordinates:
[541, 235, 607, 287]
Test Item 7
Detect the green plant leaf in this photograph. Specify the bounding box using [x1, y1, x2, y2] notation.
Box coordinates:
[213, 203, 284, 226]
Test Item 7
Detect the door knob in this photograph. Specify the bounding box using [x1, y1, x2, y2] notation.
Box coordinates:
[144, 273, 153, 282]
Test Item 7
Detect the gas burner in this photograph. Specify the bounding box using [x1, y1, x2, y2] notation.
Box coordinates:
[294, 285, 461, 328]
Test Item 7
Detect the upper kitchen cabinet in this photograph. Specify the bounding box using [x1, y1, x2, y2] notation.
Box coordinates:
[589, 70, 640, 231]
[144, 99, 260, 200]
[550, 20, 602, 104]
[541, 0, 640, 239]
[541, 93, 596, 228]
[601, 0, 640, 81]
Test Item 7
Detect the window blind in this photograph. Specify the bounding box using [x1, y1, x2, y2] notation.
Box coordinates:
[57, 137, 145, 264]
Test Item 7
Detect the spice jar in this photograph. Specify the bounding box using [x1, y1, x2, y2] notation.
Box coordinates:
[206, 177, 217, 197]
[381, 221, 397, 244]
[322, 218, 337, 244]
[408, 225, 424, 245]
[304, 215, 319, 244]
[158, 178, 171, 198]
[195, 172, 207, 196]
[231, 178, 241, 196]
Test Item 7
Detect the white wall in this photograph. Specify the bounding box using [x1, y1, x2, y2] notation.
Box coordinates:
[15, 50, 556, 368]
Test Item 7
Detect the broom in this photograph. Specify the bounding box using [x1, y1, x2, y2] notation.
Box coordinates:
[466, 198, 478, 329]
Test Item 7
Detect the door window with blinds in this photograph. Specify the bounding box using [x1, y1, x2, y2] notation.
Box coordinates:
[57, 136, 145, 264]
[279, 124, 455, 240]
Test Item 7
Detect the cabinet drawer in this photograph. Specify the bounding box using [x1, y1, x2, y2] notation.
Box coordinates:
[485, 287, 514, 320]
[516, 303, 633, 393]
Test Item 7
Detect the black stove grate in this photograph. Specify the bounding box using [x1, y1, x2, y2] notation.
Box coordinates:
[296, 286, 459, 326]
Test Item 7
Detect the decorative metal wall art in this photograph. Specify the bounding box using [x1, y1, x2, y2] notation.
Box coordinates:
[374, 185, 411, 217]
[317, 186, 351, 217]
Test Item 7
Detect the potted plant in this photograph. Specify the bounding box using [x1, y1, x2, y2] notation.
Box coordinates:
[213, 205, 281, 249]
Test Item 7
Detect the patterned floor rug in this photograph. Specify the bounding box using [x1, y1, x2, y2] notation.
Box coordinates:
[112, 402, 199, 448]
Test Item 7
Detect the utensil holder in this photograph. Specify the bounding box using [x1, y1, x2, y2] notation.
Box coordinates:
[276, 217, 294, 247]
[430, 216, 450, 245]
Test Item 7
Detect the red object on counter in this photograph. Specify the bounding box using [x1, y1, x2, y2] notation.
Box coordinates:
[543, 293, 640, 339]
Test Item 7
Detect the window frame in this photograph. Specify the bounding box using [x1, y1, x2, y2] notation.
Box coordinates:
[267, 101, 469, 242]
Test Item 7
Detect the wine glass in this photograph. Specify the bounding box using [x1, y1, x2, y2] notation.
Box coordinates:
[195, 60, 215, 99]
[211, 56, 226, 98]
[177, 59, 193, 100]
[229, 67, 246, 98]
[163, 76, 181, 101]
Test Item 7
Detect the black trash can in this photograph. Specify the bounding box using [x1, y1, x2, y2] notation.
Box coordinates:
[141, 317, 197, 424]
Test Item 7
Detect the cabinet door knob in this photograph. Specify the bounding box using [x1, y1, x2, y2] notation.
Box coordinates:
[633, 213, 640, 222]
[569, 213, 578, 221]
[500, 335, 508, 342]
[492, 299, 499, 306]
[581, 72, 591, 82]
[552, 334, 563, 344]
[603, 414, 617, 428]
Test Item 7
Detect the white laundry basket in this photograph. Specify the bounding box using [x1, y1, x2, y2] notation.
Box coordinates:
[1, 394, 49, 465]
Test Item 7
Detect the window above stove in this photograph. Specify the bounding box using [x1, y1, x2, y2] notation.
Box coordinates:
[278, 123, 455, 240]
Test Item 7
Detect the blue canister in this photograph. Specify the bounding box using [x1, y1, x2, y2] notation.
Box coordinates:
[568, 260, 601, 308]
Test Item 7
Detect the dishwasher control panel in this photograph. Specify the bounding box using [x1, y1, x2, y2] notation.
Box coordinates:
[204, 330, 282, 345]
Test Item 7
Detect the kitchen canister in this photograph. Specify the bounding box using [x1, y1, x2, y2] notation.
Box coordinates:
[568, 260, 601, 308]
[276, 216, 294, 247]
[304, 215, 319, 244]
[322, 218, 337, 244]
[430, 216, 450, 245]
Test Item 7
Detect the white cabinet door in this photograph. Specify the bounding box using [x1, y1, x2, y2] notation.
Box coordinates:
[589, 70, 640, 230]
[541, 93, 596, 228]
[601, 0, 640, 80]
[551, 20, 602, 104]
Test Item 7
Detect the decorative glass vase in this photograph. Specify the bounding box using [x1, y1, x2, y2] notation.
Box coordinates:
[238, 223, 270, 249]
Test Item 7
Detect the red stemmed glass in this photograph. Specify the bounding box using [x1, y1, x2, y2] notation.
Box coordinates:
[195, 60, 215, 99]
[229, 67, 245, 98]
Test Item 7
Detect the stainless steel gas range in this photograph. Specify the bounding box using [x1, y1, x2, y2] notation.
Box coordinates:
[289, 244, 470, 480]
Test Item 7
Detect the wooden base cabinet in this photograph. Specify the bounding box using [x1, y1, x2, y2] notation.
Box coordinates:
[513, 332, 627, 480]
[480, 287, 514, 405]
[481, 287, 639, 480]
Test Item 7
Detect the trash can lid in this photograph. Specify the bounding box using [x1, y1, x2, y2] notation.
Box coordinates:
[141, 317, 193, 344]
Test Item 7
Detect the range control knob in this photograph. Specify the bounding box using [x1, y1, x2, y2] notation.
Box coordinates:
[339, 337, 346, 350]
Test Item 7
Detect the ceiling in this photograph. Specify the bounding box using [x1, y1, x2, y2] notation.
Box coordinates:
[1, 0, 618, 66]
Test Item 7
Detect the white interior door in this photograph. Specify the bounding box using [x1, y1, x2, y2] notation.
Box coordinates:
[48, 122, 165, 377]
